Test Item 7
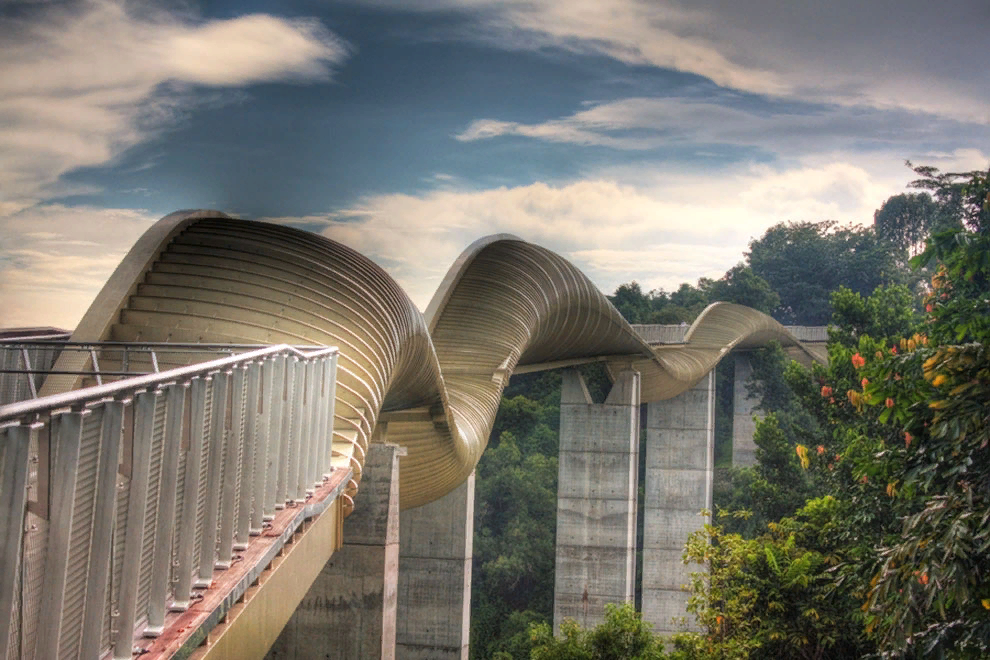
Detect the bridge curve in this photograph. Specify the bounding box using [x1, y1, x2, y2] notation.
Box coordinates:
[44, 211, 819, 510]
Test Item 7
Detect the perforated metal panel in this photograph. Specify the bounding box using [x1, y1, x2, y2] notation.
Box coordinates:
[134, 394, 168, 630]
[57, 406, 104, 658]
[192, 380, 214, 582]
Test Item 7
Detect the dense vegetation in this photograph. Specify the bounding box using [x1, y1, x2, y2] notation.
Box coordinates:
[471, 163, 990, 659]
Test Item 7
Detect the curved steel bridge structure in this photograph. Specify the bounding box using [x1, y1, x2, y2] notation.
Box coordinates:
[0, 210, 827, 659]
[43, 210, 820, 512]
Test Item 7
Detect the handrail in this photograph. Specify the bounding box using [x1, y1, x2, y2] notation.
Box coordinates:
[0, 344, 337, 422]
[0, 340, 328, 349]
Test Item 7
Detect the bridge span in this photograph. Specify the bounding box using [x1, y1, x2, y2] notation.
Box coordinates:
[0, 211, 824, 658]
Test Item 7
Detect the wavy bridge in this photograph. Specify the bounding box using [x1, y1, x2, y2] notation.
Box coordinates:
[0, 211, 825, 659]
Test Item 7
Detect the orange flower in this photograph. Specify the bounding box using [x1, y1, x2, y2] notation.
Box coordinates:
[817, 445, 825, 455]
[926, 303, 934, 313]
[851, 353, 866, 368]
[861, 377, 869, 389]
[891, 345, 898, 354]
[905, 432, 913, 448]
[821, 385, 833, 397]
[885, 397, 894, 408]
[919, 573, 929, 586]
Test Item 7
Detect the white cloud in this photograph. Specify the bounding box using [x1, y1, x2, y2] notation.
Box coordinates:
[0, 204, 159, 329]
[456, 97, 990, 156]
[266, 157, 914, 310]
[0, 1, 349, 330]
[0, 0, 348, 215]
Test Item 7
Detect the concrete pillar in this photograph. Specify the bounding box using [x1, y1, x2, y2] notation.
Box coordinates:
[395, 473, 474, 660]
[553, 369, 640, 631]
[642, 372, 713, 636]
[731, 354, 761, 467]
[267, 443, 403, 660]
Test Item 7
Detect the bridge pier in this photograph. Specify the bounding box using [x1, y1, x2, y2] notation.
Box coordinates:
[553, 369, 640, 631]
[641, 372, 714, 636]
[395, 473, 474, 660]
[731, 354, 762, 467]
[267, 443, 403, 659]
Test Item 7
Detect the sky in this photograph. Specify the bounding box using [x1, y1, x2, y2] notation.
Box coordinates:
[2, 0, 989, 330]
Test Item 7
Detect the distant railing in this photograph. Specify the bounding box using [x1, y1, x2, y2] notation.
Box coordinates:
[0, 334, 70, 404]
[630, 323, 829, 345]
[0, 344, 338, 659]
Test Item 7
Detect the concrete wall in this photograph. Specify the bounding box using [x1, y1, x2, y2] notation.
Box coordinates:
[642, 373, 713, 636]
[553, 369, 640, 631]
[395, 474, 474, 660]
[731, 354, 762, 467]
[268, 443, 402, 659]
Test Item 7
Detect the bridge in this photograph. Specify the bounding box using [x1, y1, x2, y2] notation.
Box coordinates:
[0, 210, 825, 659]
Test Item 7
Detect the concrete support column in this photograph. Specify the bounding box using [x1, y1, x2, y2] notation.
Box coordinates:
[268, 443, 403, 659]
[395, 473, 474, 660]
[731, 354, 761, 467]
[642, 373, 714, 636]
[553, 369, 640, 631]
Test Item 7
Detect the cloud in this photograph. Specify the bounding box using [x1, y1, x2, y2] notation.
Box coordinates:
[266, 157, 914, 310]
[456, 97, 990, 155]
[0, 0, 348, 215]
[9, 155, 955, 329]
[358, 0, 990, 123]
[0, 204, 159, 329]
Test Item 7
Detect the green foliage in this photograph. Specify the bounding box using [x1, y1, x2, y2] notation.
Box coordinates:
[472, 430, 560, 658]
[873, 192, 942, 258]
[907, 163, 989, 234]
[530, 603, 668, 660]
[607, 281, 711, 325]
[748, 414, 815, 525]
[754, 165, 990, 657]
[830, 284, 919, 347]
[702, 264, 780, 315]
[848, 166, 990, 656]
[676, 501, 874, 660]
[747, 220, 904, 325]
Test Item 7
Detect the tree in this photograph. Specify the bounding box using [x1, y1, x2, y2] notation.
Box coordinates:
[747, 220, 903, 325]
[529, 603, 668, 660]
[702, 264, 780, 315]
[608, 280, 713, 326]
[472, 432, 559, 658]
[610, 282, 658, 324]
[873, 192, 941, 258]
[829, 284, 919, 348]
[853, 165, 990, 657]
[676, 499, 875, 660]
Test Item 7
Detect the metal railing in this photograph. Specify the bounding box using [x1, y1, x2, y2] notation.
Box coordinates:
[0, 336, 70, 404]
[630, 323, 829, 345]
[0, 340, 331, 404]
[0, 344, 338, 659]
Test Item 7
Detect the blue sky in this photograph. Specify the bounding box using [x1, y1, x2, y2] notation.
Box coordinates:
[2, 0, 988, 329]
